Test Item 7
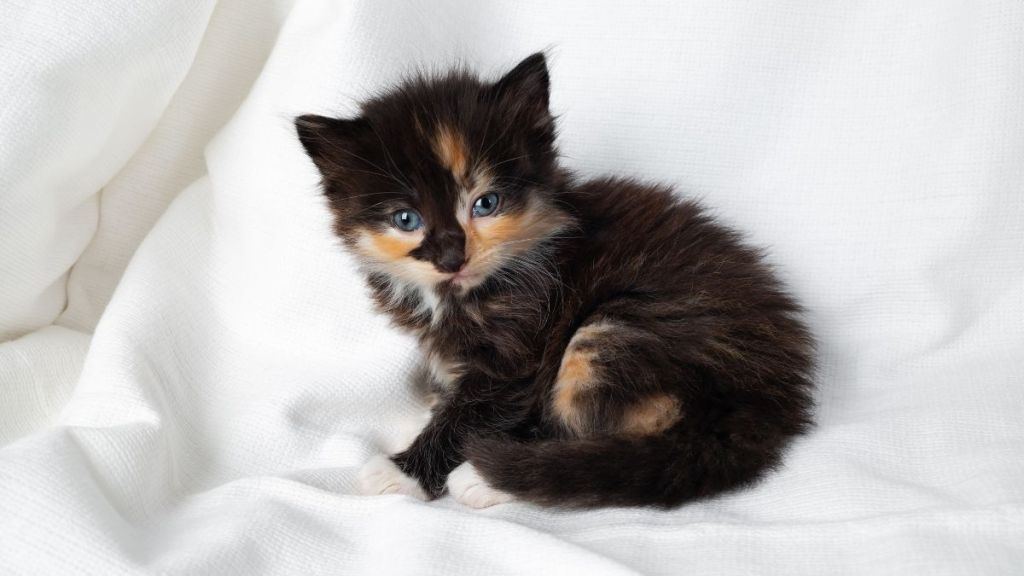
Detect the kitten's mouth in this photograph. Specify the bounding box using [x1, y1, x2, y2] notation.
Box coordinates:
[446, 268, 481, 289]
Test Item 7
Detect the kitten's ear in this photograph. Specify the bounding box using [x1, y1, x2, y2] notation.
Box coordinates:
[295, 114, 369, 175]
[490, 52, 551, 127]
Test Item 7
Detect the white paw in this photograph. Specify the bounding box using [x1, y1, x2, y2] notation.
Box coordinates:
[446, 462, 514, 509]
[358, 455, 427, 500]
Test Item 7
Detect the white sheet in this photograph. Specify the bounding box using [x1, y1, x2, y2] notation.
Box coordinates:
[2, 1, 1023, 574]
[0, 0, 216, 342]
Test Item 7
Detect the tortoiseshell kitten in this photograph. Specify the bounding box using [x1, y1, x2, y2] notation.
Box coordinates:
[296, 53, 814, 509]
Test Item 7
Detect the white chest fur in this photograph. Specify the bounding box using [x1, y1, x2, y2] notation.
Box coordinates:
[424, 346, 464, 391]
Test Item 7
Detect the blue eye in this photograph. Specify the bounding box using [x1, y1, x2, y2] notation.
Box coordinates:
[472, 193, 500, 217]
[391, 210, 422, 231]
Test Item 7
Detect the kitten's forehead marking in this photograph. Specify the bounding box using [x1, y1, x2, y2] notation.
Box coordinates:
[432, 124, 468, 179]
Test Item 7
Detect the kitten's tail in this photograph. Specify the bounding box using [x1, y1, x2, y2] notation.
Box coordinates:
[464, 422, 794, 508]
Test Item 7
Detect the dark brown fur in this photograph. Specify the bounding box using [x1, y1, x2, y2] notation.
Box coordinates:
[296, 53, 814, 508]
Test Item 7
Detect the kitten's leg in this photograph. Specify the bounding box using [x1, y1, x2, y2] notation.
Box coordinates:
[357, 454, 428, 500]
[383, 395, 436, 454]
[391, 379, 530, 498]
[550, 319, 684, 439]
[357, 381, 437, 499]
[446, 461, 514, 508]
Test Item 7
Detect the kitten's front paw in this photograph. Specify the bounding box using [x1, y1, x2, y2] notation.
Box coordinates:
[447, 462, 514, 509]
[357, 455, 427, 500]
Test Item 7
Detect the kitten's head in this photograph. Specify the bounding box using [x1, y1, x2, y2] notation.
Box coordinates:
[296, 53, 571, 296]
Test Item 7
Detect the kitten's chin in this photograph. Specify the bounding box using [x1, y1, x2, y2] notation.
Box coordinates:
[448, 272, 484, 292]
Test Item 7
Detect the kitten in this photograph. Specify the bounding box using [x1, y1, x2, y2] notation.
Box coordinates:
[296, 53, 814, 509]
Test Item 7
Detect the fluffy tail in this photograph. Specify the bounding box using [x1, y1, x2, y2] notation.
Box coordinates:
[464, 417, 801, 508]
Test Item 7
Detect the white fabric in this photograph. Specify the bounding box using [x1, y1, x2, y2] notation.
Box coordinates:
[0, 0, 216, 341]
[2, 0, 1024, 574]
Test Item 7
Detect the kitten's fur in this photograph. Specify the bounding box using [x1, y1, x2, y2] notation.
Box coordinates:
[296, 53, 814, 508]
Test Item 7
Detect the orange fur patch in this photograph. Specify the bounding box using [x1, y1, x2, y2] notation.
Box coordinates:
[620, 394, 682, 436]
[433, 125, 467, 178]
[354, 229, 447, 288]
[551, 322, 615, 436]
[469, 212, 527, 254]
[365, 232, 419, 261]
[578, 322, 613, 338]
[552, 348, 597, 435]
[463, 198, 570, 275]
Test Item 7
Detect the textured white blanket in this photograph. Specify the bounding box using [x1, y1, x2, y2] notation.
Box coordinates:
[2, 1, 1023, 574]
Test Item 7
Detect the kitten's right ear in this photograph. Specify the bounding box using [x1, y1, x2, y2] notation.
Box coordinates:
[295, 114, 368, 175]
[490, 52, 551, 128]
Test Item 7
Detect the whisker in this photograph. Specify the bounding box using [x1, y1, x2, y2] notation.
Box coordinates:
[487, 153, 532, 171]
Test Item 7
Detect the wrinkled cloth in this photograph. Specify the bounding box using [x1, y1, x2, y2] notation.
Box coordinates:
[2, 1, 1023, 574]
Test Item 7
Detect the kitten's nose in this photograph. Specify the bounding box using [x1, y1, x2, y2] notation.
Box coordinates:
[435, 252, 465, 274]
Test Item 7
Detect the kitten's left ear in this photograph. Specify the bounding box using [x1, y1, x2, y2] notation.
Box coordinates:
[490, 52, 551, 127]
[295, 113, 369, 175]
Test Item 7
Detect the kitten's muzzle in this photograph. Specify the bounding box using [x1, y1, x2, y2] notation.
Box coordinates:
[413, 229, 466, 274]
[409, 226, 467, 274]
[435, 250, 467, 274]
